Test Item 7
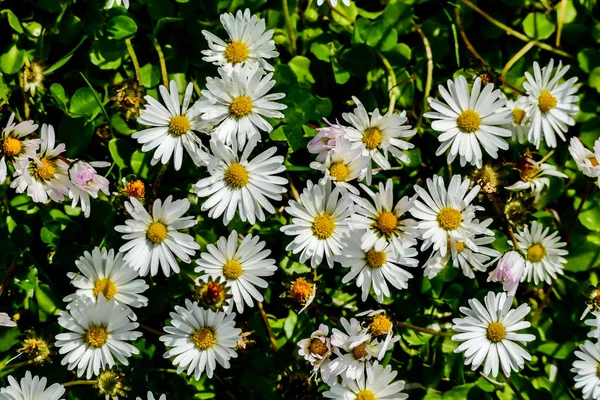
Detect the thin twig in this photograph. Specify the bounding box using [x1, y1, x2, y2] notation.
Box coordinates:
[125, 38, 143, 83]
[395, 321, 455, 337]
[501, 41, 536, 81]
[1, 360, 32, 371]
[152, 36, 169, 87]
[0, 260, 17, 298]
[414, 23, 433, 130]
[555, 0, 568, 47]
[377, 52, 398, 115]
[257, 302, 278, 352]
[62, 380, 97, 387]
[140, 324, 164, 336]
[282, 0, 297, 56]
[505, 376, 524, 400]
[538, 149, 555, 165]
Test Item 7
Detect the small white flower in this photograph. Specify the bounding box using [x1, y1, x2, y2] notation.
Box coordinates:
[323, 361, 408, 400]
[194, 138, 288, 226]
[55, 295, 142, 379]
[317, 0, 351, 6]
[195, 230, 277, 314]
[505, 157, 567, 201]
[297, 324, 335, 384]
[504, 97, 530, 144]
[115, 196, 200, 277]
[488, 250, 526, 296]
[572, 340, 600, 400]
[160, 299, 241, 380]
[0, 371, 65, 400]
[106, 0, 129, 9]
[0, 113, 39, 183]
[0, 312, 16, 328]
[514, 221, 567, 284]
[452, 291, 535, 377]
[68, 160, 111, 218]
[569, 137, 600, 185]
[280, 180, 353, 268]
[425, 76, 512, 168]
[136, 394, 166, 400]
[307, 119, 345, 162]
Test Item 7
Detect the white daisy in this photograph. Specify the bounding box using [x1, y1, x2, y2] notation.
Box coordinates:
[307, 119, 345, 163]
[194, 138, 288, 226]
[584, 312, 600, 340]
[572, 340, 600, 400]
[0, 371, 65, 400]
[505, 157, 567, 201]
[201, 9, 278, 73]
[55, 295, 142, 379]
[136, 394, 166, 400]
[342, 97, 414, 184]
[452, 291, 536, 377]
[424, 76, 512, 168]
[0, 312, 16, 327]
[297, 324, 336, 384]
[134, 81, 208, 170]
[523, 59, 579, 149]
[569, 137, 600, 185]
[106, 0, 129, 8]
[504, 97, 530, 144]
[115, 196, 200, 277]
[68, 160, 111, 218]
[196, 64, 286, 147]
[195, 230, 277, 314]
[11, 124, 71, 203]
[514, 221, 567, 285]
[280, 180, 353, 268]
[349, 178, 417, 256]
[160, 299, 241, 380]
[488, 250, 526, 296]
[410, 174, 493, 257]
[0, 113, 39, 183]
[63, 247, 149, 320]
[323, 361, 408, 400]
[335, 232, 417, 302]
[317, 0, 351, 6]
[309, 137, 369, 195]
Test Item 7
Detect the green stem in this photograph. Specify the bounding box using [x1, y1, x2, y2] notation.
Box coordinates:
[501, 41, 536, 80]
[378, 52, 397, 115]
[396, 321, 455, 337]
[1, 360, 32, 371]
[62, 380, 97, 388]
[151, 36, 169, 87]
[505, 376, 524, 400]
[125, 38, 143, 83]
[282, 0, 297, 56]
[414, 23, 433, 131]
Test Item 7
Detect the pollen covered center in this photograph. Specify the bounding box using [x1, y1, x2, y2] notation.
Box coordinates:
[352, 342, 369, 360]
[356, 390, 377, 400]
[370, 315, 392, 336]
[486, 321, 506, 343]
[230, 96, 253, 118]
[146, 222, 168, 244]
[223, 259, 243, 280]
[93, 278, 117, 301]
[192, 327, 216, 350]
[224, 162, 249, 189]
[290, 278, 313, 304]
[366, 249, 387, 268]
[85, 325, 109, 348]
[527, 243, 546, 262]
[124, 180, 146, 199]
[224, 40, 250, 65]
[362, 127, 383, 150]
[456, 109, 481, 133]
[512, 108, 526, 125]
[309, 338, 328, 356]
[312, 214, 336, 240]
[538, 90, 557, 113]
[2, 137, 22, 157]
[169, 115, 191, 136]
[376, 211, 398, 235]
[587, 156, 599, 167]
[36, 158, 56, 180]
[329, 162, 350, 181]
[437, 207, 463, 231]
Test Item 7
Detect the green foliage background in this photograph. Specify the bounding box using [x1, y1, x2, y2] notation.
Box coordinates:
[1, 0, 600, 398]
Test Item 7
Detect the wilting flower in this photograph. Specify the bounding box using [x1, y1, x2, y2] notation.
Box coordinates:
[488, 250, 526, 296]
[68, 160, 111, 218]
[110, 80, 146, 120]
[308, 119, 345, 162]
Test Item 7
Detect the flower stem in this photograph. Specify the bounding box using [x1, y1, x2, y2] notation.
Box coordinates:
[327, 0, 353, 24]
[258, 302, 278, 352]
[414, 23, 433, 131]
[140, 324, 164, 336]
[151, 36, 169, 87]
[62, 380, 97, 387]
[1, 360, 32, 371]
[282, 0, 297, 56]
[504, 375, 524, 400]
[125, 38, 143, 84]
[395, 321, 455, 337]
[556, 0, 568, 47]
[378, 52, 398, 116]
[150, 162, 169, 209]
[501, 41, 536, 81]
[0, 260, 17, 298]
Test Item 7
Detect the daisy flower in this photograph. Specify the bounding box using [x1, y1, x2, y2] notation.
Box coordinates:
[504, 97, 530, 144]
[280, 180, 353, 268]
[0, 312, 16, 328]
[523, 59, 579, 149]
[569, 137, 600, 184]
[0, 113, 39, 183]
[514, 221, 567, 285]
[307, 119, 345, 163]
[194, 138, 287, 226]
[323, 361, 408, 400]
[195, 230, 277, 313]
[196, 64, 286, 147]
[410, 174, 493, 256]
[505, 156, 567, 201]
[309, 137, 369, 195]
[106, 0, 129, 9]
[63, 247, 149, 320]
[424, 76, 512, 168]
[134, 81, 208, 171]
[115, 196, 200, 277]
[0, 371, 65, 400]
[584, 312, 600, 340]
[55, 295, 142, 379]
[201, 9, 278, 72]
[68, 160, 111, 218]
[317, 0, 351, 6]
[335, 232, 417, 302]
[160, 299, 241, 380]
[297, 324, 336, 384]
[342, 97, 414, 184]
[452, 291, 536, 377]
[488, 250, 526, 296]
[349, 178, 417, 256]
[572, 340, 600, 400]
[11, 124, 71, 203]
[136, 394, 166, 400]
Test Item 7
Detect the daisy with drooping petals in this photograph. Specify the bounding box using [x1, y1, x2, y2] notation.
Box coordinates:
[0, 113, 39, 183]
[280, 180, 353, 268]
[308, 119, 345, 163]
[194, 138, 287, 226]
[505, 156, 567, 201]
[514, 221, 567, 285]
[55, 295, 142, 379]
[134, 81, 208, 170]
[297, 324, 336, 384]
[136, 394, 166, 400]
[488, 250, 526, 296]
[115, 196, 200, 277]
[523, 59, 579, 149]
[195, 230, 277, 314]
[317, 0, 351, 6]
[342, 97, 414, 184]
[572, 340, 600, 400]
[425, 76, 512, 168]
[160, 299, 241, 380]
[196, 64, 286, 147]
[0, 371, 65, 400]
[68, 160, 111, 218]
[0, 312, 16, 328]
[323, 361, 408, 400]
[201, 9, 278, 72]
[504, 97, 530, 144]
[569, 137, 600, 185]
[452, 291, 535, 377]
[11, 124, 71, 203]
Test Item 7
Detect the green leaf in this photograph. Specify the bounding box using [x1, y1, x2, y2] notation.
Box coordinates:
[522, 12, 556, 40]
[35, 283, 60, 315]
[45, 35, 88, 75]
[589, 67, 600, 93]
[0, 44, 26, 75]
[50, 83, 68, 111]
[2, 9, 23, 34]
[131, 150, 151, 178]
[69, 87, 101, 117]
[109, 138, 136, 169]
[0, 325, 19, 352]
[288, 56, 315, 85]
[106, 15, 138, 40]
[537, 341, 577, 360]
[141, 63, 161, 88]
[283, 310, 297, 339]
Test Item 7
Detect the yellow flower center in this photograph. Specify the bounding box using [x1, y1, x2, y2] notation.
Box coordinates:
[124, 180, 145, 199]
[146, 222, 168, 244]
[93, 278, 117, 301]
[456, 109, 481, 133]
[311, 214, 336, 240]
[376, 211, 398, 235]
[370, 315, 392, 336]
[362, 127, 383, 150]
[538, 90, 557, 113]
[329, 162, 349, 181]
[36, 158, 56, 180]
[223, 259, 243, 280]
[486, 321, 506, 343]
[169, 115, 191, 136]
[597, 363, 600, 378]
[588, 156, 599, 167]
[437, 207, 462, 231]
[290, 278, 313, 304]
[223, 162, 249, 189]
[447, 238, 465, 253]
[191, 327, 216, 350]
[224, 40, 250, 65]
[366, 249, 387, 268]
[355, 390, 376, 400]
[229, 96, 253, 118]
[527, 243, 546, 262]
[309, 338, 328, 356]
[85, 325, 109, 348]
[512, 108, 526, 125]
[352, 342, 369, 360]
[2, 137, 22, 157]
